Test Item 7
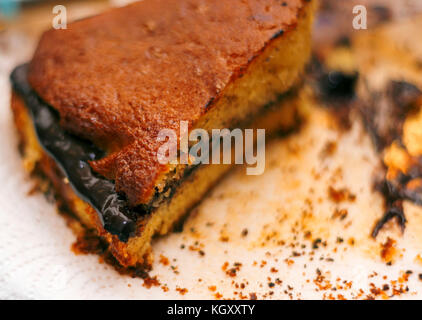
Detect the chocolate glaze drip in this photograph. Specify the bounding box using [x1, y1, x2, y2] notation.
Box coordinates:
[360, 80, 422, 237]
[11, 65, 136, 242]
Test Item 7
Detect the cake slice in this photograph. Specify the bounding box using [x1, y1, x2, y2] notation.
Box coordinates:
[11, 0, 315, 268]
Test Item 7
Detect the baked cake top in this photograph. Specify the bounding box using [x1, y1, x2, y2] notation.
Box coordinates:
[28, 0, 310, 206]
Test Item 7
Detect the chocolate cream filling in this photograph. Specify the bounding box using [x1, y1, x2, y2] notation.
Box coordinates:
[11, 64, 137, 242]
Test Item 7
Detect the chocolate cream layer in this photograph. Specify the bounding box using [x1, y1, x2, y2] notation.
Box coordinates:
[11, 65, 137, 242]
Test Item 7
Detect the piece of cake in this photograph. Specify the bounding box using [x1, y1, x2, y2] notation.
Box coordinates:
[11, 0, 315, 268]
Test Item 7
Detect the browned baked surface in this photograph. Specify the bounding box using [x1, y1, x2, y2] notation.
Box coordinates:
[28, 0, 313, 206]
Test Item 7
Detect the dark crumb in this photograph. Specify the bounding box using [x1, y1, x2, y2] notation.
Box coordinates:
[382, 284, 389, 291]
[320, 141, 337, 158]
[292, 251, 301, 257]
[176, 287, 188, 295]
[328, 186, 356, 203]
[142, 276, 160, 289]
[284, 259, 294, 266]
[227, 268, 237, 277]
[219, 236, 229, 242]
[312, 238, 322, 249]
[199, 250, 205, 256]
[241, 228, 248, 237]
[170, 265, 180, 275]
[159, 254, 169, 266]
[332, 208, 348, 220]
[249, 292, 257, 300]
[336, 237, 344, 243]
[380, 237, 397, 263]
[225, 262, 242, 277]
[370, 288, 382, 296]
[268, 282, 275, 288]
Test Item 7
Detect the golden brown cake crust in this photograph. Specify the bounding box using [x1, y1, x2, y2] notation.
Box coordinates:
[28, 0, 310, 206]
